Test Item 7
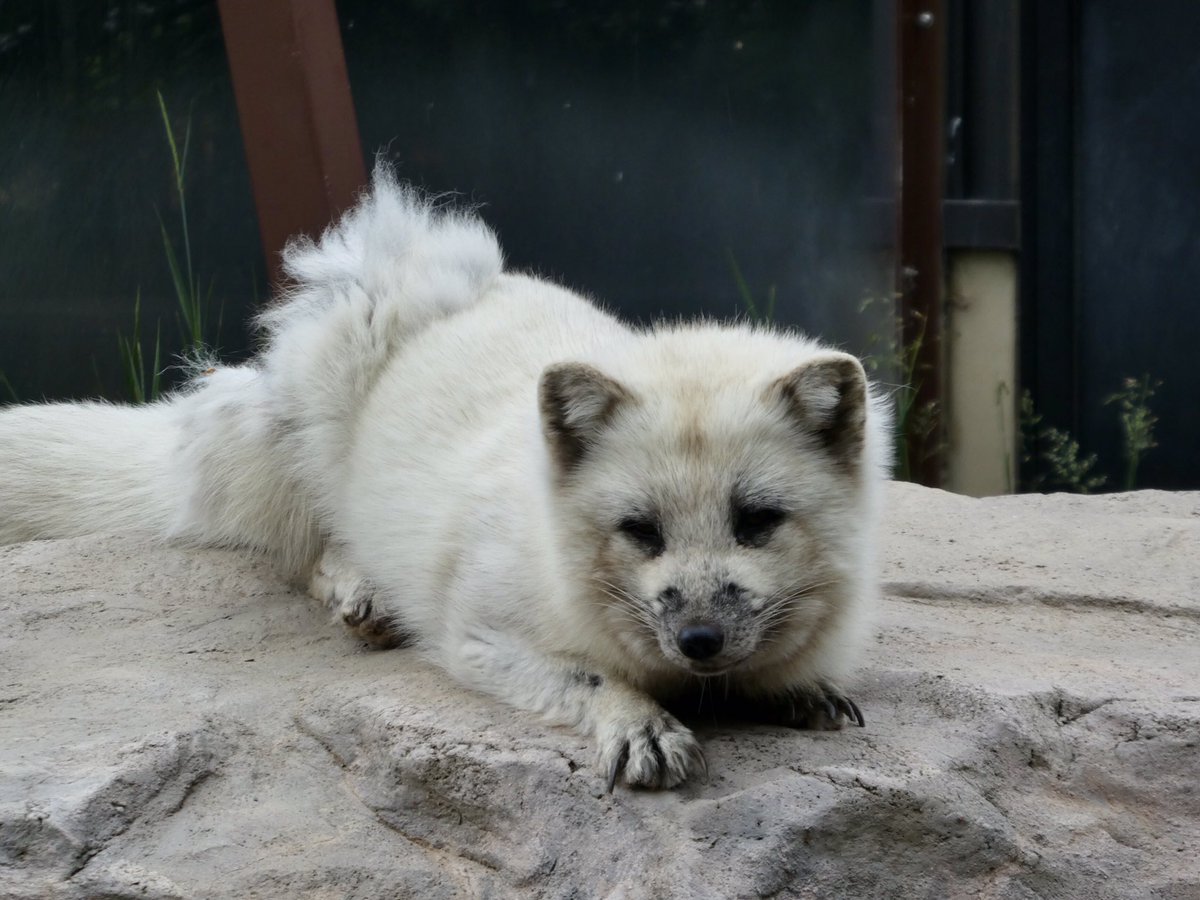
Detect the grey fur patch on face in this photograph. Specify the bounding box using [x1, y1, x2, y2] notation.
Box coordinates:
[573, 669, 604, 689]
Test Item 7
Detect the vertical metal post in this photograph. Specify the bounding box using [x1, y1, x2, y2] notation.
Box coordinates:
[897, 0, 947, 486]
[217, 0, 367, 289]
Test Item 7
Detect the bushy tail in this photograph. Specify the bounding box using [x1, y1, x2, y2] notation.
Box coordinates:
[253, 165, 504, 517]
[0, 368, 322, 572]
[0, 400, 183, 545]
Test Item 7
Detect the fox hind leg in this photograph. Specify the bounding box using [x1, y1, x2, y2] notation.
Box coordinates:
[308, 546, 406, 648]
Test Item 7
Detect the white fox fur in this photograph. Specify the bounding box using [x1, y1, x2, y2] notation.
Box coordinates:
[0, 169, 890, 788]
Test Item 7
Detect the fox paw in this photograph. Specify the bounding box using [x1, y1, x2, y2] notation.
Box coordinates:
[597, 712, 707, 791]
[308, 550, 405, 649]
[772, 683, 865, 731]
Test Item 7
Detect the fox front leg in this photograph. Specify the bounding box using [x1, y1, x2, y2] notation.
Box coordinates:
[447, 628, 706, 790]
[590, 681, 709, 790]
[736, 682, 866, 731]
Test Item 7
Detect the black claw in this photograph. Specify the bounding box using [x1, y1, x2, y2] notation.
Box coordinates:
[832, 695, 864, 727]
[846, 697, 865, 728]
[606, 743, 629, 793]
[822, 698, 838, 723]
[695, 746, 710, 785]
[646, 726, 667, 787]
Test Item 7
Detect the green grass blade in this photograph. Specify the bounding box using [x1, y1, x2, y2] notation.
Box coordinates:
[178, 106, 192, 185]
[150, 320, 163, 401]
[118, 291, 146, 403]
[157, 212, 198, 344]
[157, 91, 183, 194]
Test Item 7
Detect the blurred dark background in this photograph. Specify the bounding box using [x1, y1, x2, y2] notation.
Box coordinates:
[0, 0, 890, 402]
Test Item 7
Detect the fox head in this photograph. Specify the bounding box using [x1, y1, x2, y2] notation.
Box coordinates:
[538, 327, 883, 687]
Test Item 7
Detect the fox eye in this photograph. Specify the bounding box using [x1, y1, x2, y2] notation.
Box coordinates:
[733, 505, 786, 548]
[617, 515, 665, 556]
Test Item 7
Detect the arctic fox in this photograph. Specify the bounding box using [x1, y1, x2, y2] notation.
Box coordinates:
[0, 169, 890, 789]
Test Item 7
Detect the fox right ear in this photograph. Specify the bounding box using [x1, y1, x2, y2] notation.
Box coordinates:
[539, 363, 631, 471]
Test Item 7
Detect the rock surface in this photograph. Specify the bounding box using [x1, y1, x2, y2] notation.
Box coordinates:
[1, 483, 1197, 899]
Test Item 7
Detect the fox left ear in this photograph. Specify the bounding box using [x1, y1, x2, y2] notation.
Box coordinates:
[769, 352, 868, 469]
[539, 362, 632, 472]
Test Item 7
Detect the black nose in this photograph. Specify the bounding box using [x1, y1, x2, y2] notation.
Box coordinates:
[677, 624, 725, 660]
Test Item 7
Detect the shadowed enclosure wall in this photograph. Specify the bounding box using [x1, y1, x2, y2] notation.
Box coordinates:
[0, 1, 892, 407]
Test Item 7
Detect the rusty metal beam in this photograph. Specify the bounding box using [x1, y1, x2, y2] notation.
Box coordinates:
[897, 0, 947, 486]
[218, 0, 367, 288]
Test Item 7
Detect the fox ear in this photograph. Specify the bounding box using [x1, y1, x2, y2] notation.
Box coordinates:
[769, 352, 869, 469]
[539, 363, 632, 471]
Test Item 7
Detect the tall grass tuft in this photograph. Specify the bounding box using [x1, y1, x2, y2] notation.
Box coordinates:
[1106, 374, 1159, 490]
[116, 91, 221, 403]
[116, 291, 162, 404]
[156, 90, 220, 354]
[1019, 390, 1106, 493]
